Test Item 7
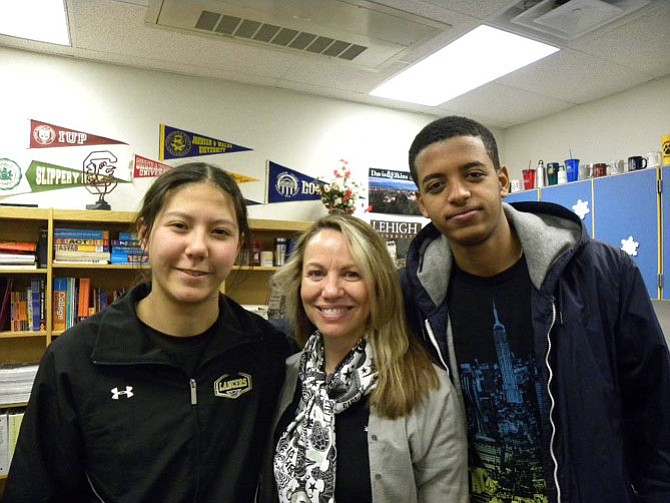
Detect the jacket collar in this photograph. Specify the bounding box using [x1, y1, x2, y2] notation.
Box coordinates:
[505, 201, 584, 290]
[407, 201, 586, 308]
[90, 283, 263, 364]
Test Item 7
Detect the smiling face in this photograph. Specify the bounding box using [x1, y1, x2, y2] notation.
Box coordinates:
[300, 229, 371, 350]
[415, 135, 510, 253]
[140, 181, 240, 312]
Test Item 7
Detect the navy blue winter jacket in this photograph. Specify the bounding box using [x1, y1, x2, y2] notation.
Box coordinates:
[400, 201, 670, 502]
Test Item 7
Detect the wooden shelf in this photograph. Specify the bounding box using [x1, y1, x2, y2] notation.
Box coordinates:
[0, 331, 46, 339]
[0, 206, 50, 220]
[249, 218, 311, 232]
[0, 402, 28, 409]
[233, 265, 283, 272]
[0, 268, 47, 274]
[51, 263, 149, 270]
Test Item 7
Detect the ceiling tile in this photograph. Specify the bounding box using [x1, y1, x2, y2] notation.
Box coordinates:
[420, 0, 515, 19]
[570, 2, 670, 77]
[497, 49, 653, 104]
[438, 82, 573, 128]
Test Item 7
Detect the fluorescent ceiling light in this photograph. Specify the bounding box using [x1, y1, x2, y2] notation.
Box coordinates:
[0, 0, 70, 46]
[370, 25, 559, 106]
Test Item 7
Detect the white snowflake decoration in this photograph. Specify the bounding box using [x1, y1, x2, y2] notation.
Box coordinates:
[572, 199, 590, 221]
[620, 235, 639, 257]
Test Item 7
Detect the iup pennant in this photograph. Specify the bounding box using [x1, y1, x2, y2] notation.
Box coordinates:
[30, 120, 127, 148]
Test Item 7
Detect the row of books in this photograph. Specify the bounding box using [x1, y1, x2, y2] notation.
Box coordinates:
[0, 277, 129, 333]
[53, 277, 128, 331]
[0, 365, 34, 473]
[53, 228, 147, 265]
[0, 409, 25, 475]
[0, 365, 38, 406]
[0, 239, 39, 269]
[53, 227, 111, 264]
[110, 231, 147, 265]
[0, 278, 45, 333]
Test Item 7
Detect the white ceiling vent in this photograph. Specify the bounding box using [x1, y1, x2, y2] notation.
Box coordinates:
[145, 0, 449, 70]
[494, 0, 661, 43]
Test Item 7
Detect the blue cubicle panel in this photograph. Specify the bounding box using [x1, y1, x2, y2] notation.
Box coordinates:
[540, 180, 593, 237]
[504, 188, 539, 204]
[593, 169, 659, 299]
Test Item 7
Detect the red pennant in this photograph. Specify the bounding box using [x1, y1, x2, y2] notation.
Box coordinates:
[30, 119, 127, 148]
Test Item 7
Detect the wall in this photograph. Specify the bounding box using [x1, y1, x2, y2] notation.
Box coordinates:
[651, 301, 670, 347]
[500, 75, 670, 180]
[0, 46, 438, 221]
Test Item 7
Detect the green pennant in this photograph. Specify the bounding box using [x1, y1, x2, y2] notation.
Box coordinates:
[26, 160, 130, 193]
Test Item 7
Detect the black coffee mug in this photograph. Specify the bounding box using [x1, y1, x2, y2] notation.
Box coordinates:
[628, 156, 648, 171]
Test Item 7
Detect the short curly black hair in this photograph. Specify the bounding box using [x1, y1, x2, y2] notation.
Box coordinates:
[408, 115, 500, 186]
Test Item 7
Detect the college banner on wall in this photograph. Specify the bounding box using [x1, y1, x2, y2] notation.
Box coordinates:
[132, 154, 260, 186]
[27, 158, 130, 193]
[266, 161, 322, 204]
[30, 119, 128, 148]
[159, 124, 252, 160]
[368, 168, 421, 216]
[132, 154, 173, 178]
[0, 157, 132, 198]
[0, 158, 26, 196]
[370, 218, 424, 268]
[228, 171, 260, 185]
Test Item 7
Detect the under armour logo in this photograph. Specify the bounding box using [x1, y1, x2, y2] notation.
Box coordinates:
[111, 386, 134, 399]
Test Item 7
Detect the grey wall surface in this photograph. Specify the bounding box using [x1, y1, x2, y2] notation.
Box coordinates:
[652, 301, 670, 348]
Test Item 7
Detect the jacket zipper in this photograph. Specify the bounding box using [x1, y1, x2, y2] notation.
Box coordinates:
[544, 302, 562, 502]
[424, 319, 449, 372]
[190, 378, 197, 405]
[86, 471, 108, 502]
[190, 377, 201, 500]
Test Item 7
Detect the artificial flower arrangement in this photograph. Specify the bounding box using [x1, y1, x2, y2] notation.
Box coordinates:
[318, 160, 363, 214]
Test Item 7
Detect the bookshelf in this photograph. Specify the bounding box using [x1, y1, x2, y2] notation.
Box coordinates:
[0, 206, 310, 489]
[224, 218, 310, 305]
[0, 207, 51, 366]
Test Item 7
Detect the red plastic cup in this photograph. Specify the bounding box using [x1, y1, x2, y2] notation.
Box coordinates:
[522, 169, 535, 190]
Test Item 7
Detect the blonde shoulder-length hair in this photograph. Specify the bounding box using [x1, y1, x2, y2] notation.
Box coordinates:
[271, 212, 438, 419]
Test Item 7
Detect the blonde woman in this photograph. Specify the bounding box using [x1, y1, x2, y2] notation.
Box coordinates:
[259, 212, 467, 502]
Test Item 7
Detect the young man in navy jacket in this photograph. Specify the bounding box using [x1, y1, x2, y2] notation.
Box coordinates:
[400, 115, 670, 502]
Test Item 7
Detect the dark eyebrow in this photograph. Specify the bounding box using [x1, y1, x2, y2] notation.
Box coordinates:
[162, 211, 238, 229]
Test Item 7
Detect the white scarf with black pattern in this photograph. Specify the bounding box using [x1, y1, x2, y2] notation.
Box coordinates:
[273, 331, 378, 503]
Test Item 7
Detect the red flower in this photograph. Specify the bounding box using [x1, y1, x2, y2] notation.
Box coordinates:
[318, 160, 363, 214]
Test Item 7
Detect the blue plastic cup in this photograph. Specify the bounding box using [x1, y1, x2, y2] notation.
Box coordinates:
[565, 159, 579, 182]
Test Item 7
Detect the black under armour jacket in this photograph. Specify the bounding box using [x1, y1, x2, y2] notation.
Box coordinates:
[400, 201, 670, 502]
[4, 283, 290, 502]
